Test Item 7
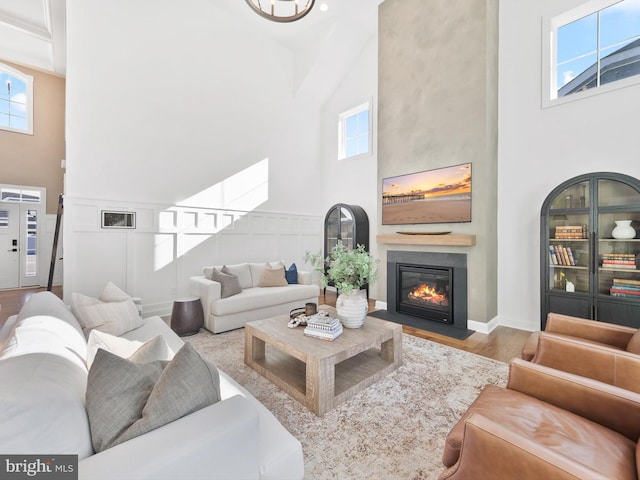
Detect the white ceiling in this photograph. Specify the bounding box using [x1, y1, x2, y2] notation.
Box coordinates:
[0, 0, 381, 80]
[0, 0, 66, 75]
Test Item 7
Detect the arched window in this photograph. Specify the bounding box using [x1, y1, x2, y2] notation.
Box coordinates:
[0, 63, 34, 134]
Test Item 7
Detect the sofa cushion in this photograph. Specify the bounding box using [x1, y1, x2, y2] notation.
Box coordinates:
[210, 284, 320, 316]
[249, 262, 284, 288]
[72, 292, 143, 338]
[86, 330, 173, 368]
[86, 343, 221, 452]
[223, 263, 253, 289]
[258, 263, 288, 287]
[0, 353, 93, 459]
[285, 263, 298, 284]
[212, 267, 243, 298]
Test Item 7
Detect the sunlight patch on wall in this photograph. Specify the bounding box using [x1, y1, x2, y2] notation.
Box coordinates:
[154, 234, 175, 271]
[178, 158, 269, 211]
[155, 158, 270, 270]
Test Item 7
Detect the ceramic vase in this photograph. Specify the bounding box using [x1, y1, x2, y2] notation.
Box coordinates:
[336, 290, 368, 328]
[612, 220, 636, 239]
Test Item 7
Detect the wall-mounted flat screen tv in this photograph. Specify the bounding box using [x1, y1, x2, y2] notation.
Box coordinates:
[382, 163, 472, 225]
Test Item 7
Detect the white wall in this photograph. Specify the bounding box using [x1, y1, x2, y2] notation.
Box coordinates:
[64, 0, 325, 306]
[320, 36, 379, 283]
[498, 0, 640, 331]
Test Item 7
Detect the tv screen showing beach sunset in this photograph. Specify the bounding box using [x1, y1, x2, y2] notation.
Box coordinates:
[382, 163, 472, 225]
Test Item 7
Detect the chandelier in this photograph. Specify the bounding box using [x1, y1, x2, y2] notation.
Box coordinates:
[245, 0, 316, 23]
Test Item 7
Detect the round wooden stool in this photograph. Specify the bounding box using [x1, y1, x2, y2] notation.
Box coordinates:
[170, 297, 204, 336]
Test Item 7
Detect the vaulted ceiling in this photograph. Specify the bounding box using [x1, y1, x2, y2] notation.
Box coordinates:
[0, 0, 380, 82]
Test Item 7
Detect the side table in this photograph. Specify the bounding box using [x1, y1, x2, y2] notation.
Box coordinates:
[170, 297, 204, 336]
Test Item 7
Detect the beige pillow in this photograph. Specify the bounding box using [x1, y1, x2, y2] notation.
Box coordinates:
[86, 330, 173, 369]
[86, 343, 221, 452]
[72, 292, 143, 338]
[258, 263, 288, 287]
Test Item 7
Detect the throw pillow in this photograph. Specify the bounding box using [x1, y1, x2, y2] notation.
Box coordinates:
[71, 292, 143, 338]
[211, 267, 243, 298]
[86, 343, 221, 452]
[284, 263, 298, 284]
[259, 263, 288, 287]
[100, 281, 131, 302]
[86, 330, 173, 369]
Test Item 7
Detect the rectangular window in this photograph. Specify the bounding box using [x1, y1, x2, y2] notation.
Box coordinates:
[545, 0, 640, 105]
[338, 101, 371, 160]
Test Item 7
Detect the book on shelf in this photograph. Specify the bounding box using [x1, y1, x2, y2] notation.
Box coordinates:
[554, 225, 585, 239]
[614, 278, 640, 286]
[549, 244, 576, 266]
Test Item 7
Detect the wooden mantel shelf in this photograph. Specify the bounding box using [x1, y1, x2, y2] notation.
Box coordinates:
[376, 234, 476, 247]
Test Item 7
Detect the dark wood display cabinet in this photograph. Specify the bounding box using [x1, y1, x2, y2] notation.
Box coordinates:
[324, 204, 370, 292]
[541, 172, 640, 329]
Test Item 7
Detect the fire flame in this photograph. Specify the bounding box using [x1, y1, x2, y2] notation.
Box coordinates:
[408, 283, 448, 306]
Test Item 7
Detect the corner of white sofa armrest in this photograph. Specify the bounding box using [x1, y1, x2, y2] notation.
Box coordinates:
[79, 395, 259, 480]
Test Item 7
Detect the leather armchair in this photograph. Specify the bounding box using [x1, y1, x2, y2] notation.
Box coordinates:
[439, 358, 640, 480]
[521, 312, 640, 361]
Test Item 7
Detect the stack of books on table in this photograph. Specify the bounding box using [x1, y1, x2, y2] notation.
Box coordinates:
[304, 315, 343, 341]
[610, 278, 640, 298]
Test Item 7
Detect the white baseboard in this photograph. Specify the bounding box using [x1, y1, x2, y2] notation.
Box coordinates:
[374, 300, 387, 310]
[467, 316, 501, 334]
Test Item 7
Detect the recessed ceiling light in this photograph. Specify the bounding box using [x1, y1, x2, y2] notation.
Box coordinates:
[319, 3, 329, 12]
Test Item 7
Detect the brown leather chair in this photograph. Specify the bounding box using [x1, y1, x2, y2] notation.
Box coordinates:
[521, 312, 640, 361]
[439, 358, 640, 480]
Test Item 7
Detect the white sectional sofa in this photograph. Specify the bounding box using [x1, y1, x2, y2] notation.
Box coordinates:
[0, 291, 304, 480]
[190, 262, 320, 334]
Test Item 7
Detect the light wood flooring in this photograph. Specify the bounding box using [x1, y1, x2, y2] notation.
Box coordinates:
[0, 287, 530, 363]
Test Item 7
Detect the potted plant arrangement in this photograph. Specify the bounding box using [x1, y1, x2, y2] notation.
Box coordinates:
[305, 243, 378, 328]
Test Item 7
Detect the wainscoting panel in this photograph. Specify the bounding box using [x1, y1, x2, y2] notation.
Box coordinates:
[63, 197, 323, 316]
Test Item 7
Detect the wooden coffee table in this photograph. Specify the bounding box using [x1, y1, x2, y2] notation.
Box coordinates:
[244, 307, 402, 416]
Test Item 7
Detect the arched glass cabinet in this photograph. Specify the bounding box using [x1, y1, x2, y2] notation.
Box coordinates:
[324, 204, 369, 291]
[541, 172, 640, 329]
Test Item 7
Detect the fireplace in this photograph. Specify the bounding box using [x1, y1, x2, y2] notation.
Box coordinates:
[384, 250, 469, 334]
[397, 264, 452, 323]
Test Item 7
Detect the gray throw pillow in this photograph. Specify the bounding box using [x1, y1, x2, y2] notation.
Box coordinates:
[211, 267, 243, 298]
[86, 342, 221, 452]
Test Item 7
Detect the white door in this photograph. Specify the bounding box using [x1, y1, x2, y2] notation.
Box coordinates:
[0, 203, 20, 289]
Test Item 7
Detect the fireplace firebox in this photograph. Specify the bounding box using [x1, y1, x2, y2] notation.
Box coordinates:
[385, 250, 468, 334]
[397, 264, 452, 324]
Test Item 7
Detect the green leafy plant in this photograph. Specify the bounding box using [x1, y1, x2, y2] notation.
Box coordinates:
[305, 243, 379, 295]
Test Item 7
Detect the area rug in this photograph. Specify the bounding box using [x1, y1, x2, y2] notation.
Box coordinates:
[186, 329, 509, 480]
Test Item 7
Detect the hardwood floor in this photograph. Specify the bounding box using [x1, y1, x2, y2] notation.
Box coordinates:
[0, 287, 530, 363]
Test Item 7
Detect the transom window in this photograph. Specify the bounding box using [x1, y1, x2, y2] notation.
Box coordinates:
[546, 0, 640, 104]
[0, 63, 34, 134]
[338, 101, 371, 160]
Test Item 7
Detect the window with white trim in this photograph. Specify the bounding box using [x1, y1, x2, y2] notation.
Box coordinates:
[546, 0, 640, 105]
[338, 101, 371, 160]
[0, 63, 34, 134]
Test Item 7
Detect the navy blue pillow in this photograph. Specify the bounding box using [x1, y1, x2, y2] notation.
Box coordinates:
[285, 263, 298, 284]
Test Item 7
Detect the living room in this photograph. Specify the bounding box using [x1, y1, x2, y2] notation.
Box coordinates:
[2, 0, 640, 478]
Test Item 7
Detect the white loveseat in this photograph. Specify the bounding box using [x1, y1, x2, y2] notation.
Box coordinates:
[190, 262, 320, 334]
[0, 291, 304, 480]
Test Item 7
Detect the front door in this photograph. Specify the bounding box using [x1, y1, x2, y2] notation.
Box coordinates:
[0, 203, 20, 289]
